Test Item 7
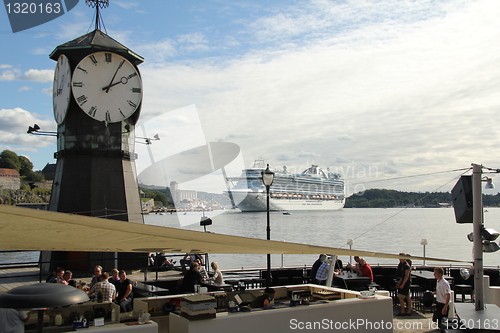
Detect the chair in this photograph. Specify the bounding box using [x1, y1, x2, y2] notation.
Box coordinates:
[409, 284, 422, 311]
[421, 291, 435, 313]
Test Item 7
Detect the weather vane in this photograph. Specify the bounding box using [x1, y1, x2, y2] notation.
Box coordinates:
[86, 0, 109, 31]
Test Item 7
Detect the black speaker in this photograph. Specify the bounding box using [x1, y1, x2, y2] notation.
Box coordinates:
[451, 175, 473, 223]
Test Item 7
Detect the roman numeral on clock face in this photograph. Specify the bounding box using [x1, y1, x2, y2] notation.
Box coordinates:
[76, 95, 87, 106]
[89, 54, 98, 65]
[132, 87, 141, 93]
[105, 53, 112, 63]
[88, 106, 97, 117]
[127, 100, 137, 108]
[105, 111, 111, 122]
[73, 82, 83, 87]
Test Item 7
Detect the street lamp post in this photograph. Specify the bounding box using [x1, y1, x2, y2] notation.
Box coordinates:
[420, 239, 427, 266]
[347, 239, 353, 264]
[472, 163, 484, 311]
[262, 164, 275, 287]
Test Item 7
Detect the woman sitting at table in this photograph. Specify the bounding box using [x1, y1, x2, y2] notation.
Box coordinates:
[108, 268, 120, 284]
[209, 262, 224, 284]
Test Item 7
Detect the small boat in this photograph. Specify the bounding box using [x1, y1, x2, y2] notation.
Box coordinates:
[283, 211, 291, 215]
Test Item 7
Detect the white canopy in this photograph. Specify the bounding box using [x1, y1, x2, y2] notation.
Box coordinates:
[0, 205, 463, 263]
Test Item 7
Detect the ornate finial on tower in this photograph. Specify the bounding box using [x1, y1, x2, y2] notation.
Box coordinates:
[86, 0, 109, 30]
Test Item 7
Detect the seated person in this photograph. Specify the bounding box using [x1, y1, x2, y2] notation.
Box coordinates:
[89, 272, 117, 303]
[196, 259, 209, 280]
[250, 288, 275, 308]
[63, 270, 77, 287]
[115, 270, 133, 312]
[148, 253, 156, 266]
[108, 268, 120, 284]
[210, 262, 224, 284]
[89, 266, 103, 289]
[358, 258, 374, 281]
[180, 262, 202, 293]
[345, 256, 361, 273]
[48, 267, 66, 284]
[161, 258, 175, 268]
[180, 253, 196, 272]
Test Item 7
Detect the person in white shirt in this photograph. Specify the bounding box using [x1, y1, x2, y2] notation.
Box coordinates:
[210, 262, 224, 284]
[0, 308, 30, 333]
[432, 267, 451, 328]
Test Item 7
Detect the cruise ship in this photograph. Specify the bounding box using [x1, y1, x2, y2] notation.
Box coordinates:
[226, 159, 345, 212]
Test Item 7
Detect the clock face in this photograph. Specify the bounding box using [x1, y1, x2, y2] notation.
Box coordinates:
[53, 54, 72, 124]
[71, 51, 143, 123]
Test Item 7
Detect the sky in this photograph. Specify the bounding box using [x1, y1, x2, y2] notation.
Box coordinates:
[1, 0, 500, 195]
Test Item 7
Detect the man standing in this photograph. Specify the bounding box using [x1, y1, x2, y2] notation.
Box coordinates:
[311, 254, 326, 284]
[395, 254, 411, 316]
[314, 261, 330, 285]
[432, 267, 451, 328]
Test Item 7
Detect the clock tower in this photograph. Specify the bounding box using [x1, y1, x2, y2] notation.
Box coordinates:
[42, 1, 146, 272]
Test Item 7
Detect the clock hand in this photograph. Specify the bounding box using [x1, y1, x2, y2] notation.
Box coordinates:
[57, 74, 65, 96]
[101, 77, 129, 91]
[104, 60, 125, 93]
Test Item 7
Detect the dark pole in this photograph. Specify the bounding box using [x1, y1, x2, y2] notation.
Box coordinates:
[266, 184, 271, 287]
[37, 310, 44, 333]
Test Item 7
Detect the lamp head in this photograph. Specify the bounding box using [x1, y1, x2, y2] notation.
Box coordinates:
[421, 239, 428, 246]
[482, 240, 500, 253]
[200, 216, 212, 226]
[261, 164, 275, 186]
[482, 228, 499, 241]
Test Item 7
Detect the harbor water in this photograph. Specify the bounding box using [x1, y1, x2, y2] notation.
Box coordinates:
[145, 207, 500, 270]
[4, 208, 500, 270]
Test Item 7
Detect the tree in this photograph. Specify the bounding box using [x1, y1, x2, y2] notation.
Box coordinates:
[0, 150, 20, 170]
[18, 155, 33, 176]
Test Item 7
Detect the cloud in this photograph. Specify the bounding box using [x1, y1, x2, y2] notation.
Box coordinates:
[0, 67, 53, 82]
[18, 86, 31, 92]
[135, 0, 500, 193]
[0, 64, 13, 69]
[115, 1, 139, 10]
[0, 108, 55, 148]
[22, 69, 53, 82]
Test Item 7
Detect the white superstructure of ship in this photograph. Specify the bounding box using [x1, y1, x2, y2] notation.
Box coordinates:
[226, 159, 345, 212]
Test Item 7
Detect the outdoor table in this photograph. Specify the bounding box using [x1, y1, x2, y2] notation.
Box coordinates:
[134, 282, 169, 297]
[411, 270, 453, 291]
[454, 303, 500, 331]
[201, 280, 232, 292]
[333, 272, 371, 290]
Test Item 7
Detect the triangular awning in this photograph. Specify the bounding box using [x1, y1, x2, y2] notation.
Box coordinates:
[0, 205, 464, 263]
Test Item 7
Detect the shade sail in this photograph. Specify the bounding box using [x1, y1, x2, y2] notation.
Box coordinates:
[0, 205, 464, 263]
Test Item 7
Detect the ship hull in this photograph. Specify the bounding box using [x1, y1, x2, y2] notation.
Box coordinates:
[230, 191, 345, 212]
